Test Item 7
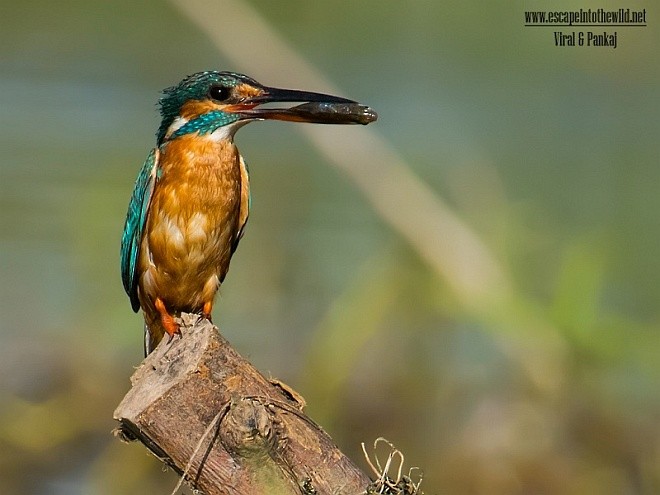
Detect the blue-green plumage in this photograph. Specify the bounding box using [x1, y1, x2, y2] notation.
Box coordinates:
[171, 111, 241, 140]
[120, 147, 159, 312]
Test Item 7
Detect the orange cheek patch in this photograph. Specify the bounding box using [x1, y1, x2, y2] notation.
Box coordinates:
[179, 100, 223, 120]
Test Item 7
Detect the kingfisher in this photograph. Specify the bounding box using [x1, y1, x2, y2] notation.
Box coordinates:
[121, 71, 376, 354]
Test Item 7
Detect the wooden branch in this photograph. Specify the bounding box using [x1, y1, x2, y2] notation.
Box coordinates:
[114, 313, 371, 495]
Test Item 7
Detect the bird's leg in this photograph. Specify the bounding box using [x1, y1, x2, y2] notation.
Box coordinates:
[202, 301, 213, 322]
[154, 297, 180, 341]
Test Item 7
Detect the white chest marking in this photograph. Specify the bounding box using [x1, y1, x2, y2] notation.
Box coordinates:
[166, 116, 189, 137]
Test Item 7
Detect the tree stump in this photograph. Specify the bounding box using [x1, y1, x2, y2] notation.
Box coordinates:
[113, 313, 371, 494]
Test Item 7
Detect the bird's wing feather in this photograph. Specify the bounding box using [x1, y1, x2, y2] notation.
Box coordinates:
[231, 154, 250, 255]
[120, 148, 160, 312]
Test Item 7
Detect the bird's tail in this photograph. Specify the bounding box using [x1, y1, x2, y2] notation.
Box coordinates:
[143, 320, 166, 356]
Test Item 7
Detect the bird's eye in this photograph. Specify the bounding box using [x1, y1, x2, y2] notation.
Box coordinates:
[209, 85, 231, 102]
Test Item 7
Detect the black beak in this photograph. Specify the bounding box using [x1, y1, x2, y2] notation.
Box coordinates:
[238, 86, 377, 125]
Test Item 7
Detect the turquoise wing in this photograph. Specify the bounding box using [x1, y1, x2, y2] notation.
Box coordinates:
[120, 148, 159, 312]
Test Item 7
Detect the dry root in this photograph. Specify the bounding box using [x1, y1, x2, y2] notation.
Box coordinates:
[362, 437, 424, 495]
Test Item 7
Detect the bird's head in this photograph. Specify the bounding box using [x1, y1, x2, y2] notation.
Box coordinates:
[156, 71, 376, 145]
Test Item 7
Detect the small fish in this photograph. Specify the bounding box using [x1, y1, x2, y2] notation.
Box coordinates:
[251, 102, 378, 125]
[289, 102, 378, 125]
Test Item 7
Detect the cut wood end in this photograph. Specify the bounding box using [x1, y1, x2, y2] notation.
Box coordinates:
[113, 313, 216, 422]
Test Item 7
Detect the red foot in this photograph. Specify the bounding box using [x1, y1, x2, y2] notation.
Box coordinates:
[203, 301, 213, 322]
[155, 297, 180, 339]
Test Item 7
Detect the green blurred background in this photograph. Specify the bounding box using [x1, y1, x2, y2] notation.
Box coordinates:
[1, 1, 659, 493]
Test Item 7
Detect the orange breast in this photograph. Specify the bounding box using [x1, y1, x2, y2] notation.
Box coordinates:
[137, 135, 248, 315]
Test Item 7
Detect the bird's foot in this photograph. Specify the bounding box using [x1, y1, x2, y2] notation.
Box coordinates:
[202, 301, 213, 322]
[155, 297, 181, 341]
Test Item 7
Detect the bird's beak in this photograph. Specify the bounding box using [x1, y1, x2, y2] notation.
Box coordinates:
[236, 86, 377, 125]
